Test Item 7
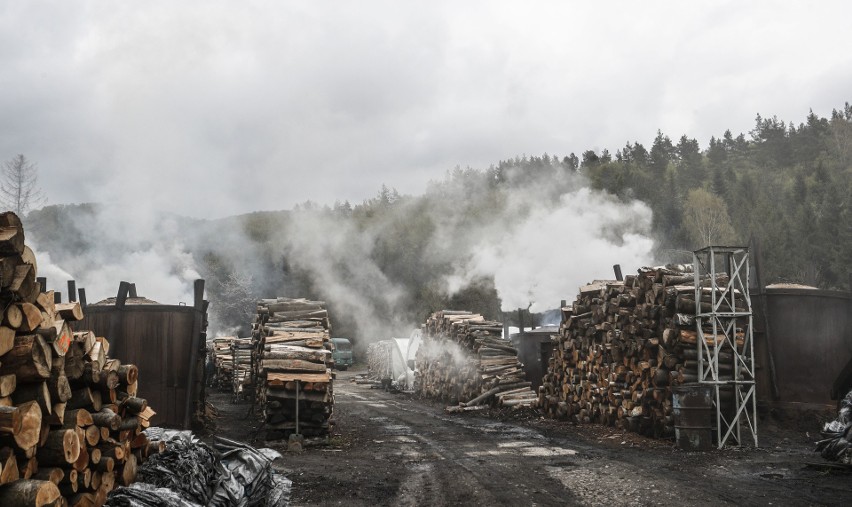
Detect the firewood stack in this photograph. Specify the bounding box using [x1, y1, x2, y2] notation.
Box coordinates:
[209, 337, 252, 392]
[414, 311, 536, 408]
[251, 298, 334, 440]
[366, 341, 393, 382]
[537, 264, 737, 438]
[0, 211, 159, 507]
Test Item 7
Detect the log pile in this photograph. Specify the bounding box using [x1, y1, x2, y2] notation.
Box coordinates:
[209, 337, 252, 395]
[251, 298, 334, 440]
[537, 264, 739, 438]
[415, 311, 537, 409]
[0, 211, 159, 506]
[367, 341, 393, 382]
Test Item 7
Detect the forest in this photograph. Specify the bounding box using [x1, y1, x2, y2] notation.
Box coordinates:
[24, 103, 852, 341]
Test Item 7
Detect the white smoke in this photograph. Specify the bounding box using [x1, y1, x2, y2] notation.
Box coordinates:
[27, 203, 201, 305]
[442, 186, 655, 312]
[278, 209, 415, 342]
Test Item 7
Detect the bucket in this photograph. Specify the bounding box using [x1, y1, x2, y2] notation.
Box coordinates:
[672, 384, 714, 450]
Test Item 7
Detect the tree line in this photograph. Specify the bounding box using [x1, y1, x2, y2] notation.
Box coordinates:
[20, 103, 852, 338]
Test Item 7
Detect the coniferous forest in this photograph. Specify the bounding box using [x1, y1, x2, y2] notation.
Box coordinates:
[25, 104, 852, 337]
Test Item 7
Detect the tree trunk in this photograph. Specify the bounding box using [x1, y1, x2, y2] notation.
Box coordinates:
[36, 429, 80, 466]
[0, 335, 52, 382]
[0, 479, 61, 507]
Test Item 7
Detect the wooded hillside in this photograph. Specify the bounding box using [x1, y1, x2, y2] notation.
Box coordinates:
[23, 104, 852, 339]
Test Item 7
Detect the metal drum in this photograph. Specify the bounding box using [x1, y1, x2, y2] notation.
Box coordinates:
[672, 384, 714, 450]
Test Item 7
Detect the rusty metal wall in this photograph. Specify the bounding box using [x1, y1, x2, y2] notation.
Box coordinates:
[75, 305, 203, 428]
[755, 287, 852, 408]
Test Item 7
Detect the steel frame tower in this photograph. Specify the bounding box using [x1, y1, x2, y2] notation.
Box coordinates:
[693, 246, 758, 448]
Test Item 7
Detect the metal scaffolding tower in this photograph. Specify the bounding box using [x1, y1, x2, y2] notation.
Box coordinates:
[693, 246, 758, 448]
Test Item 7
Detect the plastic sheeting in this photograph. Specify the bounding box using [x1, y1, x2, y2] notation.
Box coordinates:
[106, 429, 291, 507]
[815, 389, 852, 464]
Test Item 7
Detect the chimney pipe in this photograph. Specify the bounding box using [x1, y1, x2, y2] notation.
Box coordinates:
[128, 283, 138, 298]
[54, 292, 62, 304]
[517, 308, 525, 335]
[78, 288, 87, 308]
[115, 281, 131, 309]
[67, 280, 77, 302]
[613, 264, 623, 282]
[37, 277, 47, 292]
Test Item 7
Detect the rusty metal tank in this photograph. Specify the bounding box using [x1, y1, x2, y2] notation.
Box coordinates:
[755, 285, 852, 408]
[74, 280, 208, 429]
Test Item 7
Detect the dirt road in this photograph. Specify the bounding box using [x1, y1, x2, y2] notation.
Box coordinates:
[208, 369, 852, 506]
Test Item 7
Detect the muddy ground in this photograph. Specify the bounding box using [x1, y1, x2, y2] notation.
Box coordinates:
[205, 368, 851, 506]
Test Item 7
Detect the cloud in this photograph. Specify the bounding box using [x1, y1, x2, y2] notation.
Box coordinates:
[0, 1, 850, 220]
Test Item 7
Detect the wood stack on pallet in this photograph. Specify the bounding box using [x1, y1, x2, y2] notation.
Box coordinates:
[209, 337, 252, 393]
[415, 311, 537, 409]
[0, 211, 159, 506]
[537, 264, 738, 438]
[251, 298, 334, 440]
[366, 341, 393, 382]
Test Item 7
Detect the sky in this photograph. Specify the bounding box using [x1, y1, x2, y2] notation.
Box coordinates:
[1, 0, 850, 219]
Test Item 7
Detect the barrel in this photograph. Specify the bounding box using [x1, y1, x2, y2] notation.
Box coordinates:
[672, 384, 714, 450]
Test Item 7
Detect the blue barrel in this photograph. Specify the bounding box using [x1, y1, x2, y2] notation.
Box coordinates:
[672, 384, 715, 450]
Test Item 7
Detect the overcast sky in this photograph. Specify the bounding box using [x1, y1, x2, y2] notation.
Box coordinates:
[1, 1, 850, 219]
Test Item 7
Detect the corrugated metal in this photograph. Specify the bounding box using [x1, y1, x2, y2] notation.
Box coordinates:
[75, 304, 204, 428]
[755, 287, 852, 407]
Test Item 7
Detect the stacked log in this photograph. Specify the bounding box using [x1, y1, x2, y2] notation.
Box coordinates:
[538, 264, 739, 438]
[366, 341, 393, 382]
[415, 311, 537, 409]
[0, 212, 159, 507]
[251, 298, 334, 440]
[209, 337, 252, 393]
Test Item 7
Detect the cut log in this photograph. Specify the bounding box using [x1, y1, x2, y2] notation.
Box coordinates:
[261, 359, 327, 373]
[34, 292, 55, 316]
[2, 305, 22, 331]
[0, 334, 52, 383]
[0, 326, 14, 357]
[0, 447, 18, 485]
[91, 409, 120, 431]
[63, 343, 86, 381]
[11, 402, 41, 450]
[65, 388, 94, 411]
[0, 479, 61, 507]
[119, 397, 147, 415]
[70, 492, 96, 507]
[11, 383, 52, 417]
[31, 468, 63, 485]
[47, 373, 72, 405]
[46, 403, 66, 426]
[61, 409, 93, 429]
[84, 425, 99, 447]
[54, 303, 83, 322]
[118, 453, 137, 486]
[0, 212, 25, 256]
[0, 375, 15, 398]
[37, 320, 72, 357]
[0, 406, 21, 435]
[9, 264, 39, 303]
[116, 364, 137, 385]
[72, 445, 89, 473]
[15, 303, 42, 333]
[36, 429, 80, 465]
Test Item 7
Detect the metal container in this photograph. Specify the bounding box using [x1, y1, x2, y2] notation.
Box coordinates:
[510, 326, 558, 390]
[672, 384, 714, 450]
[755, 287, 852, 408]
[74, 280, 208, 429]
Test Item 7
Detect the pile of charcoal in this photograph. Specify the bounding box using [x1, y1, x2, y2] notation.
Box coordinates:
[106, 429, 291, 506]
[816, 389, 852, 464]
